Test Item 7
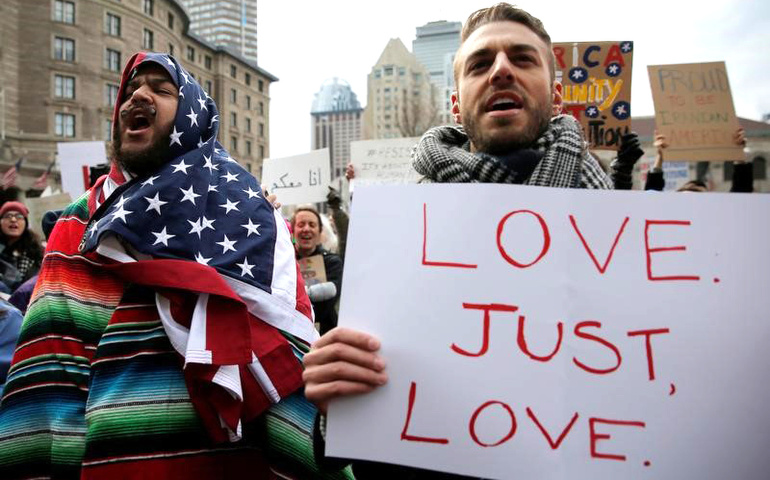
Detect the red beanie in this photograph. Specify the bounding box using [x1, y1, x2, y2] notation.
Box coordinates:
[0, 201, 29, 218]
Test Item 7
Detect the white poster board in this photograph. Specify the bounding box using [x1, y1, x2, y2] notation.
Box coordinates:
[57, 141, 108, 200]
[350, 138, 421, 188]
[327, 184, 770, 480]
[261, 149, 330, 205]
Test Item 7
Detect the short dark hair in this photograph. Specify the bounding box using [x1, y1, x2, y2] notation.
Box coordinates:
[457, 3, 555, 83]
[291, 206, 322, 232]
[677, 180, 709, 192]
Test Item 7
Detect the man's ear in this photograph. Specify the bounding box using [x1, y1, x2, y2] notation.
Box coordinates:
[551, 81, 564, 116]
[451, 91, 462, 124]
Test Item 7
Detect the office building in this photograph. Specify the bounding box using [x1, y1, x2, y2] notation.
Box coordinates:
[412, 20, 461, 124]
[311, 78, 363, 180]
[180, 0, 258, 62]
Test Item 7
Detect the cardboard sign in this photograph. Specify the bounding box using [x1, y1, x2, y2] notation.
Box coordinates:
[647, 62, 743, 162]
[261, 149, 331, 205]
[328, 184, 770, 480]
[350, 138, 421, 188]
[553, 42, 633, 150]
[57, 141, 108, 199]
[639, 157, 691, 192]
[299, 254, 327, 286]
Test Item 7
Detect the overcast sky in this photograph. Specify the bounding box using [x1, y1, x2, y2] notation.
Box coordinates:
[258, 0, 769, 159]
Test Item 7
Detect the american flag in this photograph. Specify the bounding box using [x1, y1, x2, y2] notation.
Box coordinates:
[31, 158, 56, 191]
[1, 157, 23, 189]
[83, 53, 317, 442]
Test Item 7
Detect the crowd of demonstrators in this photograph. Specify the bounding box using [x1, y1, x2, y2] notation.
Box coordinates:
[0, 52, 350, 479]
[303, 3, 612, 478]
[610, 127, 753, 192]
[292, 205, 343, 336]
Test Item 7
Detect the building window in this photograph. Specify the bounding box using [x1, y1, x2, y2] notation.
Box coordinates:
[246, 95, 251, 110]
[384, 66, 394, 76]
[245, 117, 251, 132]
[230, 112, 237, 128]
[246, 140, 252, 156]
[187, 46, 195, 62]
[230, 136, 238, 152]
[55, 113, 75, 138]
[54, 37, 75, 62]
[105, 83, 119, 107]
[399, 67, 406, 76]
[245, 73, 251, 86]
[105, 48, 121, 72]
[167, 12, 175, 30]
[375, 69, 382, 79]
[259, 145, 264, 159]
[143, 0, 153, 16]
[258, 101, 264, 116]
[205, 80, 212, 94]
[168, 43, 174, 56]
[143, 29, 154, 50]
[54, 0, 75, 24]
[105, 13, 121, 36]
[258, 80, 264, 92]
[54, 74, 75, 99]
[230, 88, 237, 104]
[104, 119, 113, 141]
[204, 55, 212, 70]
[258, 123, 264, 137]
[230, 65, 237, 78]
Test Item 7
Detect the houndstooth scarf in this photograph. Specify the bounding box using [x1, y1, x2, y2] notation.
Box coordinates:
[412, 114, 612, 189]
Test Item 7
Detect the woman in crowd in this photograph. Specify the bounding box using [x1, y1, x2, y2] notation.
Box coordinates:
[0, 201, 44, 292]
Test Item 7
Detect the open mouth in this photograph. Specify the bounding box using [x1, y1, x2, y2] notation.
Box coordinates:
[486, 93, 523, 112]
[122, 105, 157, 133]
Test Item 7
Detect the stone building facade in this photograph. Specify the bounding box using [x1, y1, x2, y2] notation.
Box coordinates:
[0, 0, 276, 188]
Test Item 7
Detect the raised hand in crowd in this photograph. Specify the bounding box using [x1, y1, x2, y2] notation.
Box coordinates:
[610, 131, 645, 189]
[345, 163, 356, 181]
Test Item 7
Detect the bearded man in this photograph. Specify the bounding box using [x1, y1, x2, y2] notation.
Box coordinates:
[302, 3, 612, 479]
[0, 53, 351, 480]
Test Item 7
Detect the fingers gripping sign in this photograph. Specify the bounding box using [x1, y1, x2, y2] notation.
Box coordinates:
[303, 327, 388, 414]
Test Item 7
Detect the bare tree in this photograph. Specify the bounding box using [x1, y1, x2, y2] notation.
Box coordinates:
[395, 83, 441, 138]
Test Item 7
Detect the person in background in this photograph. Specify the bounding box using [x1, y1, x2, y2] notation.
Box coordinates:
[8, 209, 61, 314]
[0, 201, 44, 291]
[0, 299, 23, 394]
[327, 187, 350, 262]
[292, 206, 343, 335]
[645, 128, 751, 192]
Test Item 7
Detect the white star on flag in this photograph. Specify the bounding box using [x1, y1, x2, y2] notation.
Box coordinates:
[169, 126, 183, 146]
[88, 222, 98, 238]
[208, 184, 218, 192]
[194, 252, 212, 265]
[186, 108, 199, 127]
[225, 156, 238, 164]
[216, 235, 238, 254]
[188, 217, 204, 238]
[210, 115, 219, 126]
[180, 185, 201, 205]
[178, 85, 185, 99]
[111, 204, 132, 223]
[201, 216, 216, 231]
[241, 218, 261, 237]
[223, 171, 239, 183]
[152, 227, 176, 246]
[243, 186, 260, 199]
[203, 155, 218, 173]
[197, 137, 205, 148]
[236, 257, 255, 278]
[141, 175, 160, 188]
[219, 198, 240, 214]
[144, 193, 168, 214]
[115, 195, 129, 208]
[181, 71, 190, 84]
[172, 159, 191, 174]
[197, 95, 208, 111]
[166, 56, 176, 69]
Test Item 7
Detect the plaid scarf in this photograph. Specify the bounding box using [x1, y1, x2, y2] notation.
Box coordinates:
[412, 114, 612, 189]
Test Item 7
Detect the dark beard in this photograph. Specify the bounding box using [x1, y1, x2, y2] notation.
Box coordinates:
[463, 100, 551, 155]
[111, 122, 172, 179]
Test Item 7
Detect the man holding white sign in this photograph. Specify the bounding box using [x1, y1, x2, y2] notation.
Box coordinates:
[304, 3, 612, 478]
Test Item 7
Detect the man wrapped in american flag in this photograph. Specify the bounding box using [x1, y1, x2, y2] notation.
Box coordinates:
[0, 52, 351, 480]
